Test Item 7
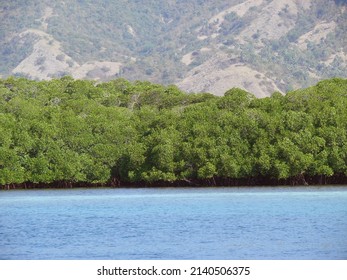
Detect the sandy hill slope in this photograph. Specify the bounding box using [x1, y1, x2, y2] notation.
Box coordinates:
[1, 0, 346, 97]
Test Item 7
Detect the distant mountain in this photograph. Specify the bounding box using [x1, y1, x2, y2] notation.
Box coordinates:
[1, 0, 346, 97]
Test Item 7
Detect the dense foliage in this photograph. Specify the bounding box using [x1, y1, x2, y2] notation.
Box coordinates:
[0, 77, 347, 187]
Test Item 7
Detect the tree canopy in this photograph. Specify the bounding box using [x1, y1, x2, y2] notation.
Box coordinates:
[1, 77, 347, 188]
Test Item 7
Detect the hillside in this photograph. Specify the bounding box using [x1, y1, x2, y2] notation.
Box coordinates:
[1, 0, 346, 97]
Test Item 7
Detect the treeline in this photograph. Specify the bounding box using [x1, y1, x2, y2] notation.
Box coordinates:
[1, 77, 347, 188]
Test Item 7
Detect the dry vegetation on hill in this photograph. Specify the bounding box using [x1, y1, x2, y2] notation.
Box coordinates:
[0, 0, 346, 97]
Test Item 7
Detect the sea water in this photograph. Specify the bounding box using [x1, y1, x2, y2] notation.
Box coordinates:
[0, 187, 346, 259]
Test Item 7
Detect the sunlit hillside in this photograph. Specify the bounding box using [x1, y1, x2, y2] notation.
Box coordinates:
[1, 0, 346, 97]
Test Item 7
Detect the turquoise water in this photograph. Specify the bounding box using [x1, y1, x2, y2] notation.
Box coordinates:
[0, 187, 346, 259]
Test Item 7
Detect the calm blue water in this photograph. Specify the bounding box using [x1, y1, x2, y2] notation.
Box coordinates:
[0, 187, 346, 259]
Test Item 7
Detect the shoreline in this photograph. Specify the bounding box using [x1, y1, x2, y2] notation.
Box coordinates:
[2, 174, 347, 190]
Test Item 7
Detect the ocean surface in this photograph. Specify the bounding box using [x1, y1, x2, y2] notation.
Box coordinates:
[0, 186, 346, 260]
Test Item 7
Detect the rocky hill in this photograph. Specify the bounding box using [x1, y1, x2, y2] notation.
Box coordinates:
[1, 0, 346, 97]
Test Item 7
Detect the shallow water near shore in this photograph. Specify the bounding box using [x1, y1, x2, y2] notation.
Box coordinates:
[1, 186, 347, 259]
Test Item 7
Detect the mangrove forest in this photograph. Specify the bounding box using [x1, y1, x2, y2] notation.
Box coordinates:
[1, 77, 347, 188]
